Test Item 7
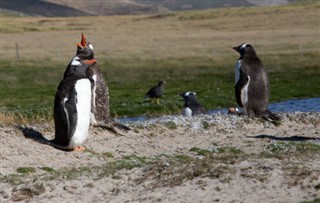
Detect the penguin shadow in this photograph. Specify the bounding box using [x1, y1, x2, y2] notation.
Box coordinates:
[16, 125, 70, 151]
[247, 134, 319, 142]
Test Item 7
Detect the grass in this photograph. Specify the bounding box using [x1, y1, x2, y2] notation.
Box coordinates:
[16, 167, 36, 175]
[260, 141, 320, 159]
[0, 1, 319, 121]
[301, 199, 320, 203]
[190, 146, 243, 156]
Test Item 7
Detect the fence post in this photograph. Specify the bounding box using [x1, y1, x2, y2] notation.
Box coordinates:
[15, 43, 20, 62]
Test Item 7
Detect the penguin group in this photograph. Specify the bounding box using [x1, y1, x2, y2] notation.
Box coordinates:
[49, 34, 280, 151]
[143, 43, 279, 120]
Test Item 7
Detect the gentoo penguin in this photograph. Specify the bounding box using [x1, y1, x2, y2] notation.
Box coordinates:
[233, 43, 280, 120]
[52, 56, 92, 151]
[145, 81, 165, 104]
[180, 91, 206, 116]
[68, 33, 130, 132]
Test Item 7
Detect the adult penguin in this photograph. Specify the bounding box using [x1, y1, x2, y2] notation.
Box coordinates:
[233, 43, 280, 121]
[70, 33, 130, 132]
[180, 91, 206, 116]
[52, 55, 92, 151]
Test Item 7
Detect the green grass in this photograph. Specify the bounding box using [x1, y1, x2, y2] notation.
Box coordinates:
[16, 167, 36, 174]
[301, 199, 320, 203]
[260, 141, 320, 159]
[0, 50, 319, 119]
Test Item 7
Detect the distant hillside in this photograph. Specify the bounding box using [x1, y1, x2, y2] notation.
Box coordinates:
[0, 0, 302, 17]
[138, 0, 251, 11]
[137, 0, 300, 11]
[44, 0, 169, 16]
[1, 0, 88, 17]
[0, 0, 169, 17]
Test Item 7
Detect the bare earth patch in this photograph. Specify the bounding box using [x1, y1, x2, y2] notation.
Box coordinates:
[1, 112, 320, 202]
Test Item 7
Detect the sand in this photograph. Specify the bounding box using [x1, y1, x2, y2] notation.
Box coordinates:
[1, 112, 320, 202]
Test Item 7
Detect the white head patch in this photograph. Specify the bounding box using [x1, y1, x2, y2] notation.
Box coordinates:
[240, 43, 248, 49]
[71, 56, 81, 66]
[88, 44, 93, 50]
[184, 91, 196, 97]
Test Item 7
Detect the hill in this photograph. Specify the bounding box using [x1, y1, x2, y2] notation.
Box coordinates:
[0, 0, 169, 17]
[1, 0, 88, 17]
[1, 0, 303, 17]
[137, 0, 300, 11]
[44, 0, 169, 16]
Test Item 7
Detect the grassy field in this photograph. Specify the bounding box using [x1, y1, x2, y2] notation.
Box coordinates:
[0, 1, 319, 120]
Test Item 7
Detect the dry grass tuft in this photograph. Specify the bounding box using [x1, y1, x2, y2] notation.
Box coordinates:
[0, 112, 16, 126]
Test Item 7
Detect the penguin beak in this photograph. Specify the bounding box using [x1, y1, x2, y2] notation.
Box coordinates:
[77, 33, 87, 48]
[233, 46, 240, 52]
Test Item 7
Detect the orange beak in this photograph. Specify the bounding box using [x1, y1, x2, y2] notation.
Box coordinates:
[77, 33, 87, 48]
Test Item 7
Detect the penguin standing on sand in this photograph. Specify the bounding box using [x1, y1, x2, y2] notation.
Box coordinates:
[67, 33, 130, 132]
[232, 43, 280, 120]
[52, 52, 93, 151]
[181, 91, 206, 116]
[145, 81, 165, 104]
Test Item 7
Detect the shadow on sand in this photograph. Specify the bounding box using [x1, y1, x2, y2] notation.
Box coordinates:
[247, 134, 319, 142]
[16, 126, 78, 151]
[16, 125, 52, 145]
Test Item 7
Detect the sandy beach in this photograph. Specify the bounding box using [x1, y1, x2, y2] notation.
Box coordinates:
[1, 112, 320, 202]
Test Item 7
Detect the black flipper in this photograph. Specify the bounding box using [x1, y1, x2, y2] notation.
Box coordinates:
[235, 69, 249, 108]
[64, 88, 78, 141]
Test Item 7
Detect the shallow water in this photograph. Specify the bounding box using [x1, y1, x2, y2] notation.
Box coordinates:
[208, 97, 320, 114]
[269, 97, 320, 112]
[119, 97, 320, 123]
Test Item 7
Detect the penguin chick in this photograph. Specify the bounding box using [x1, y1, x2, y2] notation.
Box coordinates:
[72, 33, 130, 132]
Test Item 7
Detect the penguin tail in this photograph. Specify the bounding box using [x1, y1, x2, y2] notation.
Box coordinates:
[93, 120, 131, 135]
[111, 121, 131, 131]
[262, 110, 282, 123]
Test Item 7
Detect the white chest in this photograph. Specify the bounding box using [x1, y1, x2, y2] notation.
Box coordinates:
[182, 107, 192, 117]
[241, 75, 251, 113]
[69, 78, 92, 148]
[235, 60, 241, 84]
[90, 74, 98, 125]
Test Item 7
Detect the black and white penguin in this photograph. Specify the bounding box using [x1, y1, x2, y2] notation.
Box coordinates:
[52, 55, 92, 151]
[72, 33, 130, 132]
[233, 43, 280, 120]
[180, 91, 206, 116]
[145, 81, 165, 104]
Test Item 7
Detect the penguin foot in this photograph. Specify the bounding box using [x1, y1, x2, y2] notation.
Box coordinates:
[73, 146, 86, 151]
[228, 107, 241, 115]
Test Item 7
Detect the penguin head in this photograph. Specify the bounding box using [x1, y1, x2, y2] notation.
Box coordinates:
[180, 91, 198, 106]
[76, 33, 94, 59]
[233, 43, 256, 57]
